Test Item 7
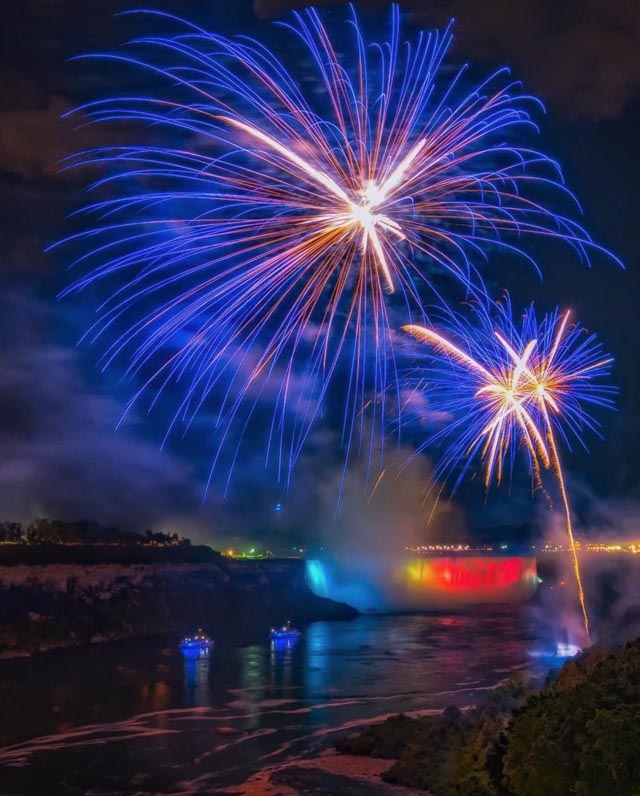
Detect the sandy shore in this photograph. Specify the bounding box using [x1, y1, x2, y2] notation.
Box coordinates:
[223, 748, 422, 795]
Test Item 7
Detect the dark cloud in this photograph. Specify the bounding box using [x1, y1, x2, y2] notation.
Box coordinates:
[254, 0, 389, 18]
[0, 96, 73, 180]
[254, 0, 640, 120]
[0, 69, 45, 113]
[0, 288, 215, 534]
[0, 95, 123, 181]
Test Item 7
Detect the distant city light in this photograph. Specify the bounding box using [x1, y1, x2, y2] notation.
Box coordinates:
[541, 541, 640, 555]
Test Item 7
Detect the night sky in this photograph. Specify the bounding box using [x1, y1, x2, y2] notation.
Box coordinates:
[1, 0, 638, 549]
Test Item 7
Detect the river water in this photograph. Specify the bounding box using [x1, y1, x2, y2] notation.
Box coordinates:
[0, 608, 559, 795]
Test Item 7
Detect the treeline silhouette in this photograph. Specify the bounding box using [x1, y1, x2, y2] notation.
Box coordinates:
[0, 518, 190, 547]
[0, 519, 222, 565]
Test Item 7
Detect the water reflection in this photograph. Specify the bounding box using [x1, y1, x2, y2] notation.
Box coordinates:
[182, 648, 211, 708]
[240, 645, 265, 689]
[305, 621, 332, 697]
[0, 610, 566, 795]
[237, 645, 267, 728]
[269, 637, 299, 689]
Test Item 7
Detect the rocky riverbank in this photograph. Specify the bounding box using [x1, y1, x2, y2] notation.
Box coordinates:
[331, 639, 640, 796]
[0, 557, 357, 657]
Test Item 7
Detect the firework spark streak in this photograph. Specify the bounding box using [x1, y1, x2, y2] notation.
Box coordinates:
[56, 5, 615, 487]
[404, 297, 616, 640]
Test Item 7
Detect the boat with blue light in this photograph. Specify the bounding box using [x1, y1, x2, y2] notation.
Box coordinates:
[180, 630, 214, 653]
[269, 621, 301, 641]
[555, 641, 582, 658]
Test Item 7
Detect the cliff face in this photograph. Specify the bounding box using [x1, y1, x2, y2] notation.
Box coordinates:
[0, 559, 357, 657]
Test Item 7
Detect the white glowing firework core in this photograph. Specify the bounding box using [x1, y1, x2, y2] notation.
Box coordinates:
[223, 115, 425, 296]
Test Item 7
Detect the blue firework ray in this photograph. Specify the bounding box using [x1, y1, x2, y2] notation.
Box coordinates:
[403, 293, 616, 494]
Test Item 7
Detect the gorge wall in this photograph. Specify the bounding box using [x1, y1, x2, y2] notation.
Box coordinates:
[0, 556, 357, 657]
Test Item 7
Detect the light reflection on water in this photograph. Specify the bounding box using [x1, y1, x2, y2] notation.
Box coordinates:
[0, 608, 557, 795]
[183, 649, 211, 708]
[270, 637, 299, 691]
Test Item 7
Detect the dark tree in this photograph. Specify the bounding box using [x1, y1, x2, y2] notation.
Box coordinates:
[501, 642, 640, 796]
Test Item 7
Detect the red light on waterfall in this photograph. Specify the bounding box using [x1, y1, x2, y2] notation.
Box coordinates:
[401, 556, 537, 595]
